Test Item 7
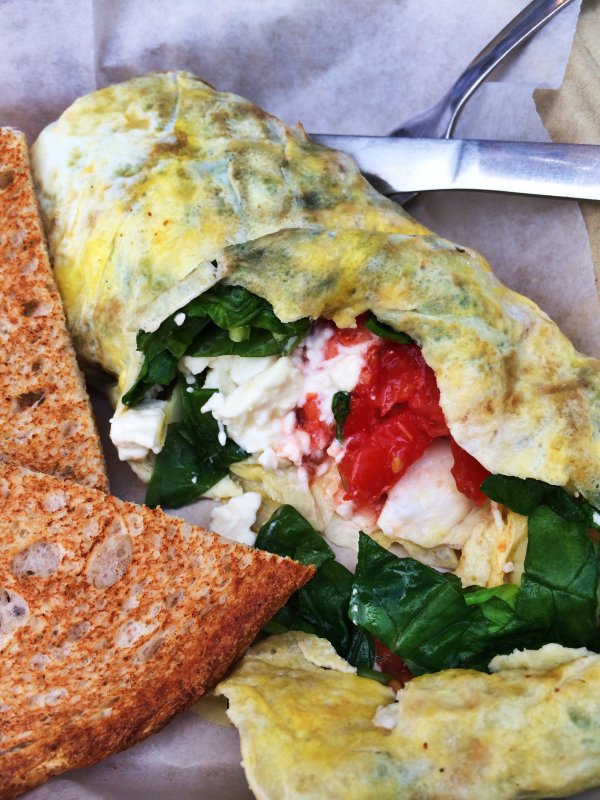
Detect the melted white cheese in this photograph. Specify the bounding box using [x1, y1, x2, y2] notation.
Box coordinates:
[110, 399, 167, 461]
[377, 439, 478, 550]
[209, 492, 262, 546]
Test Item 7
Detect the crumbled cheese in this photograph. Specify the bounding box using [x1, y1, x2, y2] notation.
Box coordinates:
[315, 460, 330, 477]
[209, 492, 262, 546]
[593, 511, 600, 526]
[295, 323, 370, 426]
[174, 312, 186, 326]
[201, 356, 309, 463]
[327, 439, 345, 463]
[258, 448, 279, 470]
[124, 322, 371, 469]
[335, 499, 356, 520]
[302, 472, 314, 496]
[182, 355, 211, 375]
[204, 355, 276, 397]
[372, 701, 400, 730]
[195, 325, 370, 468]
[216, 418, 227, 447]
[110, 399, 167, 461]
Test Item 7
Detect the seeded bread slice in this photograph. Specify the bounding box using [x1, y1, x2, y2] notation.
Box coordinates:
[0, 461, 313, 798]
[0, 128, 107, 490]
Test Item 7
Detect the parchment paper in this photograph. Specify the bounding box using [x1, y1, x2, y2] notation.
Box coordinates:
[1, 1, 598, 798]
[535, 0, 600, 290]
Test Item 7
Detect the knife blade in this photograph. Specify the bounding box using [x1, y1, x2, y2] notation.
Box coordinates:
[310, 135, 600, 201]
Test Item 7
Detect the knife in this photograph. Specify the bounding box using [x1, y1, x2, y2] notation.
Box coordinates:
[310, 135, 600, 202]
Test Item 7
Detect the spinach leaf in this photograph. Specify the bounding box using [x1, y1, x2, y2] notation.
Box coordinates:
[186, 325, 289, 358]
[331, 391, 351, 441]
[256, 504, 333, 569]
[349, 533, 476, 674]
[463, 583, 519, 634]
[515, 506, 600, 648]
[256, 505, 374, 669]
[481, 474, 600, 528]
[123, 283, 310, 407]
[349, 506, 599, 676]
[124, 318, 209, 407]
[355, 666, 393, 684]
[365, 313, 413, 344]
[145, 375, 247, 508]
[298, 560, 373, 664]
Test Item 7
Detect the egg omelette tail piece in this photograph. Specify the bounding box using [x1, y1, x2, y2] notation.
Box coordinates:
[216, 632, 600, 800]
[30, 71, 425, 386]
[217, 228, 600, 507]
[0, 462, 313, 798]
[0, 128, 107, 491]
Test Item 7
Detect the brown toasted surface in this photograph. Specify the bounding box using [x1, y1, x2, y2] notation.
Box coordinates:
[0, 462, 313, 798]
[0, 128, 107, 491]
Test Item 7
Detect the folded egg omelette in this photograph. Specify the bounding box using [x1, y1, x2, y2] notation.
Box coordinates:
[217, 632, 600, 800]
[31, 71, 600, 799]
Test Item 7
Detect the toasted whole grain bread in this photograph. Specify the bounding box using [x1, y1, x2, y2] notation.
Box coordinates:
[0, 461, 313, 798]
[0, 128, 107, 491]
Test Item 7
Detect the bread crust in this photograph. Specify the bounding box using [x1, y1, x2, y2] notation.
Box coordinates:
[0, 462, 313, 797]
[0, 128, 107, 490]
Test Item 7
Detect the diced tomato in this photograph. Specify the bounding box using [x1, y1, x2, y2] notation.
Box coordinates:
[338, 337, 449, 506]
[297, 319, 489, 510]
[374, 639, 413, 687]
[296, 393, 335, 452]
[341, 346, 381, 438]
[377, 343, 449, 436]
[339, 408, 431, 505]
[449, 438, 491, 506]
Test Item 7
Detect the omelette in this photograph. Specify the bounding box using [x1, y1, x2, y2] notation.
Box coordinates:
[30, 71, 600, 798]
[217, 632, 600, 800]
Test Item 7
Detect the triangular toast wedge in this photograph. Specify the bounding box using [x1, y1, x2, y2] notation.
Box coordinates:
[0, 461, 313, 798]
[0, 128, 107, 491]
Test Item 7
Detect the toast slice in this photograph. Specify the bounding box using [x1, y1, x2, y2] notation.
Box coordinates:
[0, 128, 107, 491]
[0, 461, 314, 798]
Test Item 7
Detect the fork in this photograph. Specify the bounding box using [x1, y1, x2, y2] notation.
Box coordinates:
[389, 0, 575, 202]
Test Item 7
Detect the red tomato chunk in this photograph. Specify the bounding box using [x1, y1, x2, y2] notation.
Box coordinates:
[297, 318, 490, 509]
[335, 325, 489, 508]
[340, 408, 431, 505]
[449, 438, 491, 506]
[374, 639, 413, 687]
[296, 392, 334, 452]
[338, 336, 451, 506]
